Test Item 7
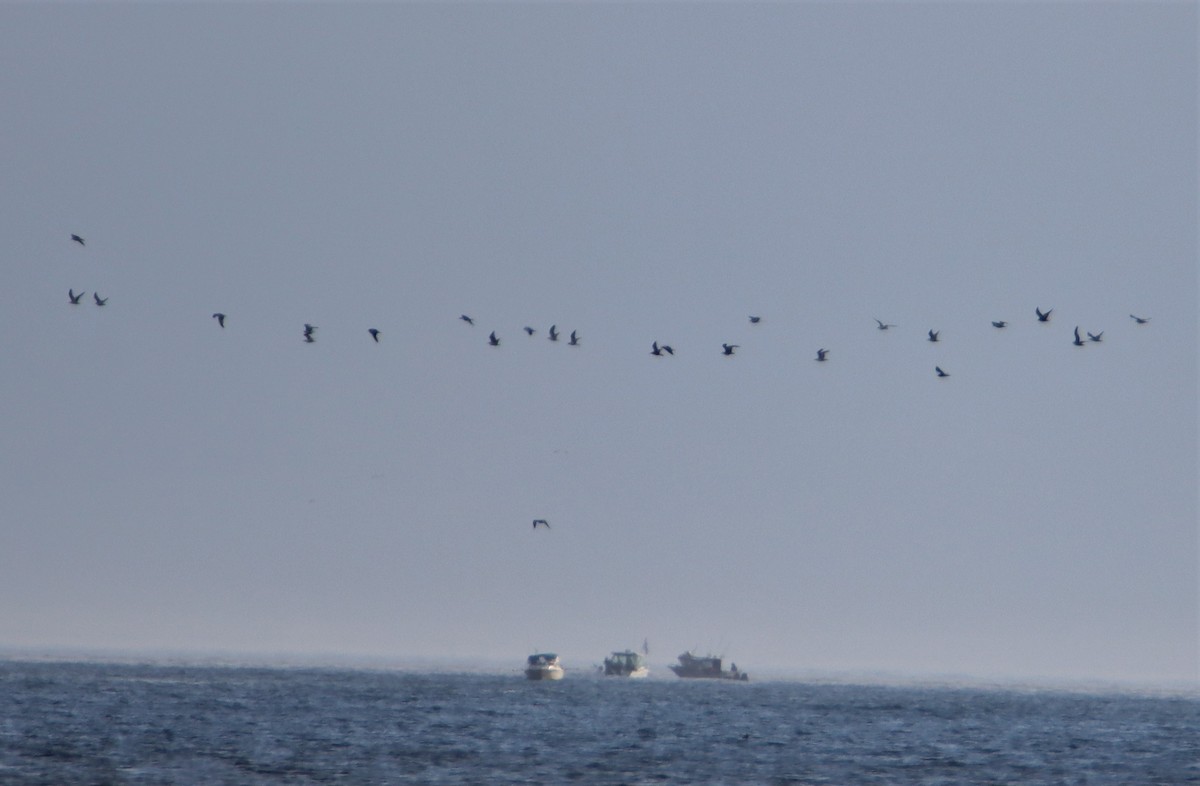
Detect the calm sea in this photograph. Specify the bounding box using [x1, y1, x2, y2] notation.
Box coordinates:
[1, 659, 1196, 785]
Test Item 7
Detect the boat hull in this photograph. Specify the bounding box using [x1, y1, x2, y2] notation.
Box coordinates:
[525, 665, 564, 681]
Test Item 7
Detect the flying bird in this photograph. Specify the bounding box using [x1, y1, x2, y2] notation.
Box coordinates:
[1073, 326, 1085, 347]
[532, 519, 550, 530]
[460, 314, 474, 326]
[70, 234, 85, 246]
[304, 333, 315, 344]
[568, 330, 579, 346]
[927, 330, 940, 342]
[722, 343, 739, 356]
[815, 348, 828, 361]
[661, 344, 674, 355]
[935, 366, 949, 377]
[212, 313, 226, 328]
[874, 319, 895, 330]
[548, 325, 559, 341]
[68, 289, 84, 304]
[93, 293, 107, 306]
[991, 321, 1007, 328]
[651, 341, 664, 356]
[304, 323, 317, 336]
[749, 316, 761, 324]
[1036, 307, 1053, 322]
[1130, 314, 1150, 324]
[523, 326, 536, 336]
[369, 328, 380, 342]
[489, 331, 500, 346]
[1087, 331, 1103, 343]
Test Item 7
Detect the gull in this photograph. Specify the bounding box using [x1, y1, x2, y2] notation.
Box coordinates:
[523, 326, 536, 336]
[1130, 314, 1150, 324]
[1073, 326, 1085, 347]
[212, 313, 226, 328]
[489, 331, 500, 346]
[532, 519, 550, 530]
[927, 329, 939, 342]
[369, 328, 381, 342]
[548, 325, 559, 341]
[71, 234, 85, 246]
[936, 366, 949, 377]
[460, 314, 474, 326]
[722, 343, 739, 356]
[1036, 307, 1052, 322]
[991, 321, 1007, 328]
[68, 289, 84, 304]
[815, 348, 828, 361]
[1087, 331, 1103, 343]
[568, 330, 579, 346]
[874, 319, 895, 330]
[749, 315, 761, 324]
[93, 292, 107, 306]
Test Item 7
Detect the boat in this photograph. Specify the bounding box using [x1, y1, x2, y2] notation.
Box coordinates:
[668, 651, 748, 681]
[524, 652, 564, 680]
[602, 650, 649, 678]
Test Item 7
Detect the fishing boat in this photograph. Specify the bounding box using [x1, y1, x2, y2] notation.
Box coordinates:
[602, 650, 649, 678]
[669, 651, 748, 681]
[524, 652, 564, 680]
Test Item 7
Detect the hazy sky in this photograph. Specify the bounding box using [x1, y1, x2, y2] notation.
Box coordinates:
[1, 2, 1195, 686]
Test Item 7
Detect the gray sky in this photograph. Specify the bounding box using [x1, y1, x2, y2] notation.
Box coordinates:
[1, 2, 1195, 686]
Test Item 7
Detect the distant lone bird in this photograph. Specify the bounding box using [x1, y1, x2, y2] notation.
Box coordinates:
[815, 348, 828, 361]
[532, 519, 550, 530]
[1130, 314, 1150, 324]
[68, 289, 84, 304]
[927, 329, 940, 342]
[722, 343, 739, 356]
[935, 366, 949, 377]
[523, 326, 536, 335]
[212, 313, 226, 328]
[489, 331, 500, 346]
[70, 234, 85, 246]
[93, 292, 107, 306]
[991, 321, 1007, 328]
[749, 315, 761, 324]
[568, 330, 579, 346]
[1087, 331, 1103, 343]
[548, 325, 559, 341]
[1073, 326, 1085, 347]
[874, 319, 895, 330]
[1036, 307, 1053, 322]
[369, 328, 380, 342]
[460, 314, 474, 326]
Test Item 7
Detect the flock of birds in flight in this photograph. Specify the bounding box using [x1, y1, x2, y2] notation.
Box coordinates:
[63, 232, 1155, 532]
[65, 232, 1153, 383]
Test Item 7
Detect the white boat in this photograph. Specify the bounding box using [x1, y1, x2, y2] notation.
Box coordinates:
[524, 652, 564, 680]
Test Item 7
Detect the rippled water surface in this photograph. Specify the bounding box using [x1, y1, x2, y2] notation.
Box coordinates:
[1, 660, 1197, 785]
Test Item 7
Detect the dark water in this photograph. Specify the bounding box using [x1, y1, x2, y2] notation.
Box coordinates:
[1, 660, 1197, 785]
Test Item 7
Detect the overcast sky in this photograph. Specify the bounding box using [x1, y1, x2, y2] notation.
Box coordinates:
[1, 2, 1195, 686]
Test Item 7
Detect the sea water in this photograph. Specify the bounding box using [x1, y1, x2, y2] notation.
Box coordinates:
[1, 659, 1196, 785]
